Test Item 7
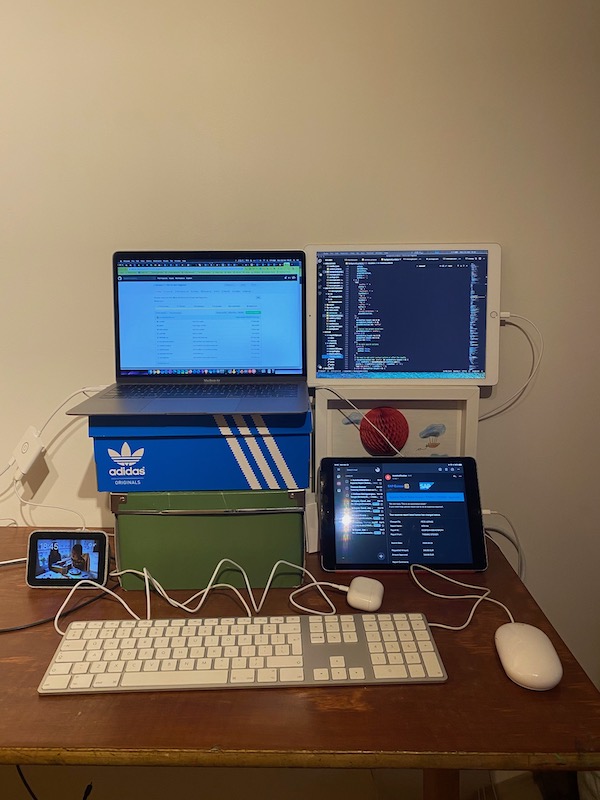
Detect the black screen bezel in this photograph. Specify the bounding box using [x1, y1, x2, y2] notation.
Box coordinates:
[26, 530, 109, 588]
[319, 456, 487, 572]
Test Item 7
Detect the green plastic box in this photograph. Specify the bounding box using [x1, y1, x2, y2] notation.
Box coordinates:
[111, 490, 305, 590]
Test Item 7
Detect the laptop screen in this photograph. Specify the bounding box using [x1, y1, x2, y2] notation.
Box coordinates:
[114, 251, 306, 380]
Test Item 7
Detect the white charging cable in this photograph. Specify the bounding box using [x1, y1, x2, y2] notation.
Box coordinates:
[409, 563, 514, 630]
[315, 386, 406, 456]
[12, 478, 88, 530]
[52, 559, 385, 635]
[480, 313, 544, 421]
[7, 385, 108, 527]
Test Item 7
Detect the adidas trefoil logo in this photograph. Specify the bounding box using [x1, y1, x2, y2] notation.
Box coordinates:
[108, 442, 146, 477]
[108, 442, 144, 466]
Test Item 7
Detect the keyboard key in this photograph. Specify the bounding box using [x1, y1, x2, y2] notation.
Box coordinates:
[257, 669, 278, 683]
[422, 652, 445, 678]
[92, 674, 121, 689]
[71, 675, 94, 690]
[230, 669, 256, 684]
[279, 668, 304, 682]
[121, 669, 229, 688]
[266, 655, 302, 668]
[373, 664, 409, 680]
[41, 675, 71, 691]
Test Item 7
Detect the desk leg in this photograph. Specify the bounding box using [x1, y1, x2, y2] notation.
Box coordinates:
[423, 768, 460, 800]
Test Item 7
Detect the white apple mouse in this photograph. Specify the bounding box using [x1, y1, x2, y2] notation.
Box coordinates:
[495, 622, 563, 691]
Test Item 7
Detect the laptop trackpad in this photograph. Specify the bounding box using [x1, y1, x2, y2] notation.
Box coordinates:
[147, 399, 242, 414]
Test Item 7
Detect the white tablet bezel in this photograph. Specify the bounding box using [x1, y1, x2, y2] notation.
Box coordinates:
[305, 242, 501, 388]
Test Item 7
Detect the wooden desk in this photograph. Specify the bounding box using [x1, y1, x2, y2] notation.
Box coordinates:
[1, 527, 600, 800]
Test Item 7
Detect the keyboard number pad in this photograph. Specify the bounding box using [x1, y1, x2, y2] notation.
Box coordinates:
[362, 614, 445, 681]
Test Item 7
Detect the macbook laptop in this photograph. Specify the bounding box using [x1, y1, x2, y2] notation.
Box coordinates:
[68, 250, 309, 416]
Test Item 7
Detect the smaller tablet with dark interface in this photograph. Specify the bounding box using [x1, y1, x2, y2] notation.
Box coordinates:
[319, 456, 487, 572]
[26, 530, 109, 588]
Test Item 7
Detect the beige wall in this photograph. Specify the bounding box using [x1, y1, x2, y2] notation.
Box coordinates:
[2, 1, 599, 687]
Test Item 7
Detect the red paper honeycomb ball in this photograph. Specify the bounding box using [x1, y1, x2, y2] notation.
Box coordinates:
[359, 407, 409, 456]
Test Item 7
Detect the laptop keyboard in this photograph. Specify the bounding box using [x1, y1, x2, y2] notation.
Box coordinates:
[105, 384, 297, 399]
[38, 612, 447, 695]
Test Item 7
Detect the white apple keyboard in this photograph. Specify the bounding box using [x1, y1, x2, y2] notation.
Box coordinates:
[38, 612, 447, 695]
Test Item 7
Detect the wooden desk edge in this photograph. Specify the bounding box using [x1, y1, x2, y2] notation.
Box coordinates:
[2, 748, 598, 771]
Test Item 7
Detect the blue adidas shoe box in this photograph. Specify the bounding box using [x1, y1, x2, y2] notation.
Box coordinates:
[89, 412, 312, 493]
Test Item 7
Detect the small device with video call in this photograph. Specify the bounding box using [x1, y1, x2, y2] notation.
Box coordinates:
[26, 530, 109, 588]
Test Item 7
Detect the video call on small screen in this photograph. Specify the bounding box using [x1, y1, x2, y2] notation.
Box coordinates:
[35, 538, 99, 580]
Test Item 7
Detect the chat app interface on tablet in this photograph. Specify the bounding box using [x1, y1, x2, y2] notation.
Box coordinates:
[334, 461, 473, 566]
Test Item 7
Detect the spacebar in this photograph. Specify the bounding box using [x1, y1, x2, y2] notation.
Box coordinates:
[120, 670, 229, 688]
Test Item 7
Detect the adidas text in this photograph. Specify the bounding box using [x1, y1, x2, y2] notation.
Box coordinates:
[109, 466, 146, 477]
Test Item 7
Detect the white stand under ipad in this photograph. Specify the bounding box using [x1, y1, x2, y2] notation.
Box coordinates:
[305, 386, 480, 552]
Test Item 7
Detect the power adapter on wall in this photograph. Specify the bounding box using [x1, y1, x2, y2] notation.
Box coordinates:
[12, 425, 46, 481]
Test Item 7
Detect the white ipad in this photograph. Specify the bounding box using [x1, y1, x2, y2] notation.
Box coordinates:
[306, 243, 501, 387]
